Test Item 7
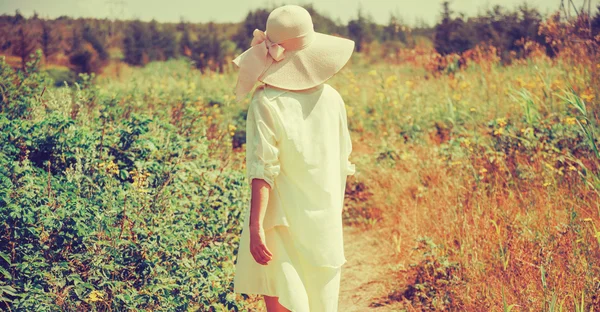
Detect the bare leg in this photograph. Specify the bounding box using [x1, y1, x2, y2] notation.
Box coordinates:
[264, 295, 291, 312]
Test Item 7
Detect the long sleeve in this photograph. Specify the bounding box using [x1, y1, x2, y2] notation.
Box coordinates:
[246, 92, 281, 188]
[340, 98, 355, 176]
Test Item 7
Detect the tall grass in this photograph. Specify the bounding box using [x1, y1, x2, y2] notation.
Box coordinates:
[335, 50, 600, 309]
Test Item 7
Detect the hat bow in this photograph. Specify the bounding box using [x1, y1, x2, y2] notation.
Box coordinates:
[251, 29, 285, 62]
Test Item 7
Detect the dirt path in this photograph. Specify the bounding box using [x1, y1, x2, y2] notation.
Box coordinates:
[338, 225, 405, 311]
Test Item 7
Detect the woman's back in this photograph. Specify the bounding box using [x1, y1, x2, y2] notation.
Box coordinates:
[246, 83, 354, 267]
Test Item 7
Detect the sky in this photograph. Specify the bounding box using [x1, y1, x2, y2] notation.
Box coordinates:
[1, 0, 598, 26]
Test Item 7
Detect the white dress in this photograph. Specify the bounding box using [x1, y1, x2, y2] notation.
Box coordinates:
[233, 83, 355, 312]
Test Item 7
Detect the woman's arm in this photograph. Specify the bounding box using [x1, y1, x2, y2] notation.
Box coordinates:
[249, 178, 273, 265]
[249, 178, 270, 229]
[245, 91, 280, 266]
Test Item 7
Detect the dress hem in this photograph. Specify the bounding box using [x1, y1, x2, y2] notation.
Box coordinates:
[234, 225, 346, 311]
[233, 289, 296, 312]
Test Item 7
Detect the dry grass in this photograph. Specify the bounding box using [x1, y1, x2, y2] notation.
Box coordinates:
[352, 139, 599, 309]
[339, 41, 600, 309]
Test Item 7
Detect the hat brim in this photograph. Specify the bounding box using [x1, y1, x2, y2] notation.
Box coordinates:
[257, 32, 354, 90]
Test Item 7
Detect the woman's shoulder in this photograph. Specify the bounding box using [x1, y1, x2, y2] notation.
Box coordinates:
[322, 84, 344, 104]
[322, 83, 340, 95]
[251, 84, 267, 100]
[248, 86, 282, 118]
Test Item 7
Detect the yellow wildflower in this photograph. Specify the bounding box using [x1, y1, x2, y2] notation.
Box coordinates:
[496, 118, 508, 128]
[368, 70, 377, 77]
[99, 161, 119, 175]
[106, 161, 119, 175]
[86, 290, 104, 303]
[516, 78, 525, 87]
[581, 88, 595, 102]
[581, 94, 595, 102]
[564, 117, 577, 125]
[550, 79, 562, 90]
[130, 169, 150, 193]
[385, 75, 398, 88]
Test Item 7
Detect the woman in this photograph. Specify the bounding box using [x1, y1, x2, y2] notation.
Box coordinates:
[232, 5, 356, 312]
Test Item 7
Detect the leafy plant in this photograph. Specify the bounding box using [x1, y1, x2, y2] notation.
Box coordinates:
[393, 237, 466, 310]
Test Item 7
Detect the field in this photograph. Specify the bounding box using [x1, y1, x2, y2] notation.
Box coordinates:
[1, 38, 600, 311]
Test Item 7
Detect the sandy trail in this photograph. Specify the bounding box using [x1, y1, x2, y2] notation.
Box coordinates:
[338, 225, 405, 311]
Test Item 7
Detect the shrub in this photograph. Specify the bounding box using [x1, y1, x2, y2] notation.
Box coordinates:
[1, 55, 249, 311]
[0, 50, 50, 119]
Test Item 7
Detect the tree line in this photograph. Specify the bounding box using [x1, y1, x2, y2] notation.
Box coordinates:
[1, 3, 598, 74]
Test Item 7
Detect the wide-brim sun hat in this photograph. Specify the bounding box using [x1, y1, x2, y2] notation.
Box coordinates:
[232, 4, 355, 100]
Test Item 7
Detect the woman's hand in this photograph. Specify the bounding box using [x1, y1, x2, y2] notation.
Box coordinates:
[249, 225, 273, 265]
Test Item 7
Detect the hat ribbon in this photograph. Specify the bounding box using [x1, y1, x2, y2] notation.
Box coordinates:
[251, 29, 285, 62]
[233, 29, 315, 100]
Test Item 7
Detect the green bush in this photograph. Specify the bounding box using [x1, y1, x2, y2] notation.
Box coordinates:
[0, 52, 248, 311]
[0, 51, 51, 119]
